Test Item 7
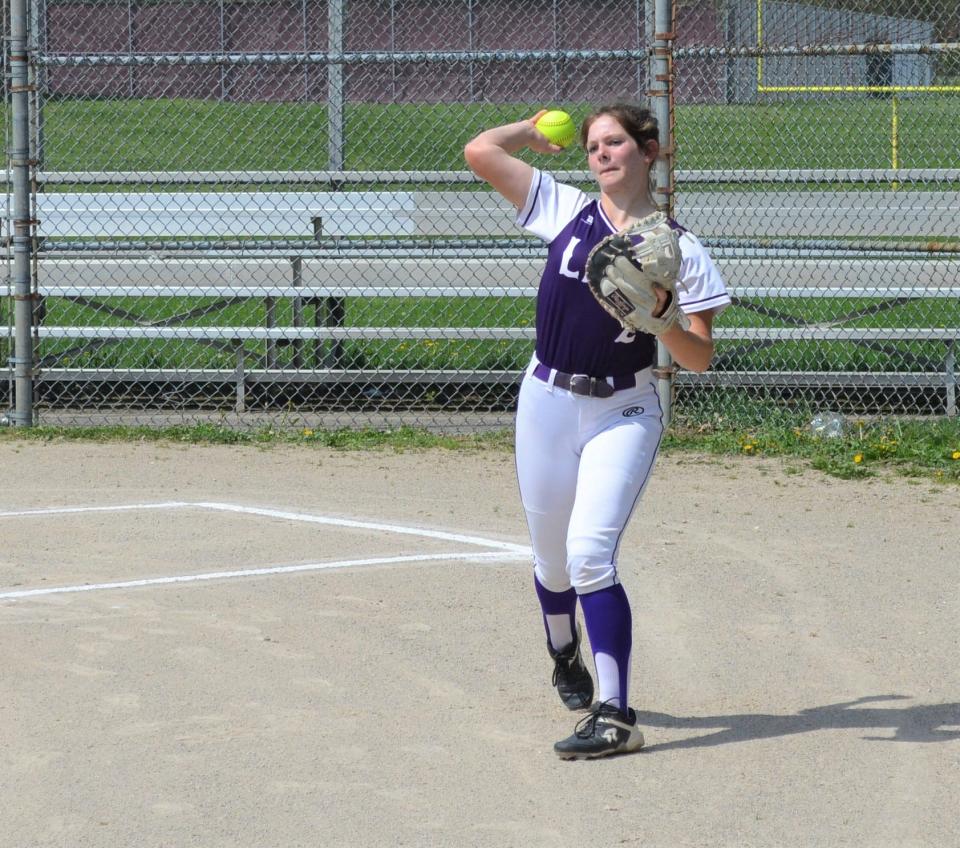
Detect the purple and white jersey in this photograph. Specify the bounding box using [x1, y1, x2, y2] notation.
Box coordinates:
[516, 169, 730, 377]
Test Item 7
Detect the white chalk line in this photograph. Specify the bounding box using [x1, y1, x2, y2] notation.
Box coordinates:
[0, 500, 532, 601]
[0, 501, 190, 518]
[0, 500, 529, 554]
[0, 551, 524, 600]
[194, 501, 530, 554]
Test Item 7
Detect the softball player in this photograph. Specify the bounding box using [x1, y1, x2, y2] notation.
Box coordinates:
[464, 103, 730, 759]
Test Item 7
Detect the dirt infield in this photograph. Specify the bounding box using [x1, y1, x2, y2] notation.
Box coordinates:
[2, 440, 959, 848]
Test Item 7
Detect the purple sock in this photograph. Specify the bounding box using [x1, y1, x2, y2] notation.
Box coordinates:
[534, 575, 578, 652]
[579, 583, 632, 712]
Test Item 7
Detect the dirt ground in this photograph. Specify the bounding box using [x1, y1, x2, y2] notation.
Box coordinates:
[1, 440, 958, 848]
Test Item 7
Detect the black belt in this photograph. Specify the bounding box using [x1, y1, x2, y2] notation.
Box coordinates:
[532, 362, 637, 398]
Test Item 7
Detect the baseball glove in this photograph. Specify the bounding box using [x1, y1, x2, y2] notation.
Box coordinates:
[585, 211, 689, 336]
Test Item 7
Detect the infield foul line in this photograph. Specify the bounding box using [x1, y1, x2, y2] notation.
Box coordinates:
[0, 500, 531, 601]
[0, 551, 523, 600]
[193, 501, 530, 553]
[0, 501, 190, 518]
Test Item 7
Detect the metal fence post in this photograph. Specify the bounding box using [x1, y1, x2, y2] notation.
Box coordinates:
[328, 0, 345, 171]
[946, 341, 956, 417]
[650, 0, 675, 425]
[218, 0, 227, 100]
[28, 0, 44, 167]
[9, 0, 35, 426]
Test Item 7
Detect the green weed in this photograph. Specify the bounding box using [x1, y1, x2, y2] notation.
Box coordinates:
[2, 416, 957, 484]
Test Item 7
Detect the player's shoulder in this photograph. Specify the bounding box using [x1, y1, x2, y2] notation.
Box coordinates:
[518, 168, 594, 241]
[535, 169, 593, 205]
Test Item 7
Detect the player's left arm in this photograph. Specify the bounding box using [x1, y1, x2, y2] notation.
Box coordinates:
[657, 308, 717, 373]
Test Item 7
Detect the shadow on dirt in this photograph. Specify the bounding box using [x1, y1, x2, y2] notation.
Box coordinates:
[636, 695, 960, 752]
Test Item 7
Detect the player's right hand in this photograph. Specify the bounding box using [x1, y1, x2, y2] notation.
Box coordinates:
[527, 110, 566, 155]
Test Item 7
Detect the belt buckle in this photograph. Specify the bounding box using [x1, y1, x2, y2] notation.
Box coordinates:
[569, 374, 598, 396]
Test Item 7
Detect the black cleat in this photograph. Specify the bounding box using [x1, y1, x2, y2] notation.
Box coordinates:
[547, 626, 594, 711]
[554, 700, 645, 760]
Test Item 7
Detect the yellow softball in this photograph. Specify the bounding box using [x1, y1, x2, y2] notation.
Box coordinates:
[535, 110, 576, 148]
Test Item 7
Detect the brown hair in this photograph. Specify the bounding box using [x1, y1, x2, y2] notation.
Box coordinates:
[579, 102, 659, 151]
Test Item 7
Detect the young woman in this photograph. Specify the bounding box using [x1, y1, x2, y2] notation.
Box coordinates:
[464, 103, 730, 759]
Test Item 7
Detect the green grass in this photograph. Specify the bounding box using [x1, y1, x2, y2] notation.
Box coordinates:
[674, 98, 960, 171]
[11, 95, 960, 174]
[0, 422, 514, 451]
[2, 416, 958, 484]
[665, 408, 960, 484]
[13, 293, 956, 373]
[713, 296, 960, 372]
[9, 294, 536, 371]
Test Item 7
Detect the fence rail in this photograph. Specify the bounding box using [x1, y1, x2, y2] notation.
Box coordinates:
[20, 168, 960, 187]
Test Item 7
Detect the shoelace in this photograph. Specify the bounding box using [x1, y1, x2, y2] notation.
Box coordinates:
[574, 699, 623, 739]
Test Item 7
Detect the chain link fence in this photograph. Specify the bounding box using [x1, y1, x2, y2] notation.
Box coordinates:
[3, 0, 958, 430]
[672, 0, 960, 426]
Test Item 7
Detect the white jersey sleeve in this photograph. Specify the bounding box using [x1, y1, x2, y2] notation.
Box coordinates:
[515, 169, 591, 243]
[677, 229, 731, 316]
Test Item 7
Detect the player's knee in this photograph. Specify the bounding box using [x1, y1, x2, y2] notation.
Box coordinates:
[568, 555, 618, 593]
[533, 560, 572, 594]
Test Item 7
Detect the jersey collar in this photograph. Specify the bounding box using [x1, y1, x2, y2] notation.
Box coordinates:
[596, 200, 619, 234]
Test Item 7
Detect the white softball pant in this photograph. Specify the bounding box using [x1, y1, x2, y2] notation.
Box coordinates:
[515, 356, 664, 595]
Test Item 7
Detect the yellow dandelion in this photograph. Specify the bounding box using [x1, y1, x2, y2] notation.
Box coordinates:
[302, 428, 314, 437]
[743, 443, 755, 453]
[853, 453, 863, 464]
[952, 451, 960, 460]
